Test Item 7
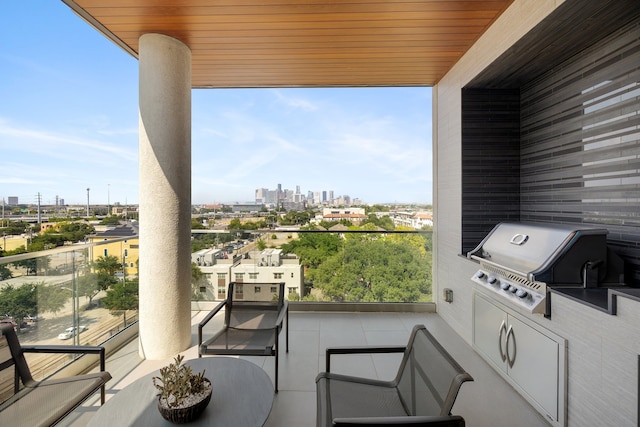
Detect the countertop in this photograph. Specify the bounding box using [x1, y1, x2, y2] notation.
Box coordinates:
[549, 286, 640, 315]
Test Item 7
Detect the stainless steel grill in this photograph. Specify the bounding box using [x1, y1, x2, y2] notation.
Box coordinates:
[467, 222, 625, 315]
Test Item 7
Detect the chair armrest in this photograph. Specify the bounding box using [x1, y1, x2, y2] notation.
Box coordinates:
[275, 300, 289, 327]
[198, 300, 227, 328]
[332, 415, 465, 426]
[21, 345, 107, 372]
[198, 300, 228, 346]
[326, 345, 406, 372]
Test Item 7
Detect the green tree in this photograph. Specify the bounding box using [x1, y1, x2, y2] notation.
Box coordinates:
[102, 279, 139, 328]
[0, 284, 37, 327]
[228, 218, 242, 230]
[191, 218, 206, 229]
[280, 210, 312, 226]
[76, 271, 107, 307]
[94, 255, 123, 277]
[38, 283, 71, 314]
[307, 237, 431, 302]
[0, 220, 31, 236]
[191, 262, 206, 300]
[361, 213, 395, 230]
[280, 231, 342, 269]
[100, 216, 121, 226]
[0, 264, 11, 280]
[191, 233, 218, 252]
[256, 238, 267, 251]
[0, 282, 70, 326]
[57, 222, 95, 241]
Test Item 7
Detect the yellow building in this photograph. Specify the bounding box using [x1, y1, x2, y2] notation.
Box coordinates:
[88, 223, 139, 278]
[0, 235, 28, 252]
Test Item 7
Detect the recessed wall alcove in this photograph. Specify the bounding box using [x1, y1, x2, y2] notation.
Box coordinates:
[461, 0, 640, 285]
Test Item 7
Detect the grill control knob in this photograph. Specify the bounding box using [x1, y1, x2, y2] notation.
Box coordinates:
[475, 271, 486, 279]
[500, 282, 510, 291]
[488, 276, 497, 284]
[508, 285, 517, 293]
[516, 289, 528, 298]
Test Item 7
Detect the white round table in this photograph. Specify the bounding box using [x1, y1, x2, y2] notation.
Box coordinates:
[88, 357, 274, 427]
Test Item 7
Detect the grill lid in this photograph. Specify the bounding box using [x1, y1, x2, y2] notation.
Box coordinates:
[468, 222, 609, 284]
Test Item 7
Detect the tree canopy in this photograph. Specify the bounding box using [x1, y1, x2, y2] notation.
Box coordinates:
[102, 279, 139, 327]
[280, 231, 342, 269]
[306, 236, 431, 302]
[282, 227, 433, 303]
[0, 282, 70, 325]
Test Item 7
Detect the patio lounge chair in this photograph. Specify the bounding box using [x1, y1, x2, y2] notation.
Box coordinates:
[198, 281, 289, 392]
[316, 324, 472, 426]
[0, 325, 111, 427]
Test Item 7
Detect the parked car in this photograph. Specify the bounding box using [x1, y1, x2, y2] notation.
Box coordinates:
[58, 325, 87, 340]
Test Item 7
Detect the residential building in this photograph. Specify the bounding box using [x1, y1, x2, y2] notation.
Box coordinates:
[390, 211, 433, 230]
[321, 207, 366, 224]
[193, 248, 303, 301]
[88, 223, 139, 278]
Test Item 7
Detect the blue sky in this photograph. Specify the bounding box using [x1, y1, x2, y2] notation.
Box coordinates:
[1, 2, 432, 207]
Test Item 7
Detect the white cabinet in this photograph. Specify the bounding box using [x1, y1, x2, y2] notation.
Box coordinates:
[473, 293, 566, 426]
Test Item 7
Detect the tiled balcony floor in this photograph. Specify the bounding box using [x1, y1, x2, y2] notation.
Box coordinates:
[60, 311, 550, 427]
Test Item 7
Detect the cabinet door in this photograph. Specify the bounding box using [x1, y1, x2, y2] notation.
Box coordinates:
[473, 294, 508, 373]
[507, 315, 559, 420]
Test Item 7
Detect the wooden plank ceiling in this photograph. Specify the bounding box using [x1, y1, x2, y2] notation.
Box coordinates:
[62, 0, 514, 88]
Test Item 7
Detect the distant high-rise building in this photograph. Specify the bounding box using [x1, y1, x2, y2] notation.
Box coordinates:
[255, 188, 268, 204]
[322, 191, 327, 202]
[7, 197, 18, 206]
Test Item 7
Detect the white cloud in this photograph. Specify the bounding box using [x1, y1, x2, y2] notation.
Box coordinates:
[270, 89, 319, 112]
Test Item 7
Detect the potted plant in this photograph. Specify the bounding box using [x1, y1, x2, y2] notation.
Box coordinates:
[152, 354, 212, 423]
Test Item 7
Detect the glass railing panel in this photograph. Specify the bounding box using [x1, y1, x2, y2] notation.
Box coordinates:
[0, 239, 138, 383]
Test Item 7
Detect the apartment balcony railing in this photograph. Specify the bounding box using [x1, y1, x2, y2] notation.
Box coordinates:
[0, 228, 432, 390]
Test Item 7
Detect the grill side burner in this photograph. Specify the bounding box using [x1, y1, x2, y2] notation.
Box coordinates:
[467, 222, 625, 315]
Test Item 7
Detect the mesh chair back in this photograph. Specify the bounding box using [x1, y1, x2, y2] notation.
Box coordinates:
[396, 325, 473, 416]
[225, 282, 285, 330]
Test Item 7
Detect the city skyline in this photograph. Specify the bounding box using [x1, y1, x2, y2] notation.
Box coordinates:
[1, 3, 433, 207]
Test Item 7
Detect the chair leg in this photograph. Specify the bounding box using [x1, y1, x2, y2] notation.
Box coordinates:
[275, 331, 279, 393]
[275, 351, 279, 393]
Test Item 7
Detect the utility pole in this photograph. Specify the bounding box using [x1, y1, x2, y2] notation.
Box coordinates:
[86, 188, 90, 219]
[36, 192, 42, 224]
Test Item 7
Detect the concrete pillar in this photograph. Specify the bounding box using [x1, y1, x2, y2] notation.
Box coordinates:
[138, 33, 192, 360]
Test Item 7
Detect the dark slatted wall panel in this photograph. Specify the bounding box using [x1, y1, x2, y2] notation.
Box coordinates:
[461, 89, 521, 254]
[520, 20, 640, 284]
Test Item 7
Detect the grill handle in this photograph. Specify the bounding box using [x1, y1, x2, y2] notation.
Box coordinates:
[506, 325, 516, 368]
[469, 254, 529, 278]
[498, 320, 507, 362]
